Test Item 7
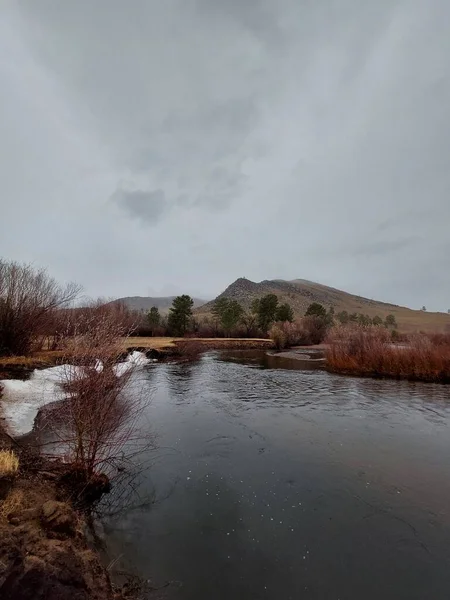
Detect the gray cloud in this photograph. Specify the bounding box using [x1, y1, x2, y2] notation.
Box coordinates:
[346, 236, 423, 258]
[111, 188, 167, 224]
[0, 0, 449, 309]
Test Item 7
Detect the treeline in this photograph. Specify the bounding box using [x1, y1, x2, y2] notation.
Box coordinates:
[335, 310, 397, 329]
[142, 294, 400, 347]
[142, 293, 298, 339]
[0, 257, 402, 358]
[141, 293, 401, 344]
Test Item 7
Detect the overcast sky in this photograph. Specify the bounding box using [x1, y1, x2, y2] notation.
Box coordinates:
[1, 0, 449, 310]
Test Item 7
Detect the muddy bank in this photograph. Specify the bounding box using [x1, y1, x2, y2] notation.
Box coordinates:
[0, 456, 117, 600]
[0, 354, 65, 380]
[272, 345, 326, 362]
[0, 436, 156, 600]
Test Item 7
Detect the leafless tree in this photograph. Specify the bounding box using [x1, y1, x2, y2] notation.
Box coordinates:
[46, 297, 138, 351]
[0, 259, 81, 355]
[39, 312, 153, 505]
[240, 311, 258, 337]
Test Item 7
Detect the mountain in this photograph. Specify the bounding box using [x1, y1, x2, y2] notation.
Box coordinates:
[112, 296, 207, 314]
[198, 278, 450, 332]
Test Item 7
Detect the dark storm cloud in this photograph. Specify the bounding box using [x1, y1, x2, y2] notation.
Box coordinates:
[0, 0, 449, 309]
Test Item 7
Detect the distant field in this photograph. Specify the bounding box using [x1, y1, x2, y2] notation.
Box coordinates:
[123, 337, 273, 350]
[377, 308, 450, 333]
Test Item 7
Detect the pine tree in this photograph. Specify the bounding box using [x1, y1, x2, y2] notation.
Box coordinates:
[168, 295, 194, 335]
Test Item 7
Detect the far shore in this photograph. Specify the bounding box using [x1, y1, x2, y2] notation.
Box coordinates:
[0, 337, 275, 378]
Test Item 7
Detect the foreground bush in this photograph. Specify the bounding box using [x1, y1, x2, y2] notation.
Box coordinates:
[40, 309, 152, 503]
[326, 326, 450, 383]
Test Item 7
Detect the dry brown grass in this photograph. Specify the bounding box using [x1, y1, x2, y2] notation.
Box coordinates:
[123, 336, 271, 350]
[326, 326, 450, 383]
[0, 350, 65, 367]
[0, 450, 19, 477]
[0, 488, 24, 520]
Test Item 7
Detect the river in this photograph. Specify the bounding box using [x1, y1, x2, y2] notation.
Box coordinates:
[98, 350, 450, 599]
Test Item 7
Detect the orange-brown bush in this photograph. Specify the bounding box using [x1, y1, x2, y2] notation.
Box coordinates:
[269, 318, 327, 350]
[326, 326, 450, 383]
[171, 339, 207, 360]
[269, 322, 302, 350]
[427, 332, 450, 347]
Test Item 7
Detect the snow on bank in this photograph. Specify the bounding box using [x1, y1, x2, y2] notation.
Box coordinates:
[0, 365, 75, 436]
[113, 350, 152, 377]
[0, 352, 153, 436]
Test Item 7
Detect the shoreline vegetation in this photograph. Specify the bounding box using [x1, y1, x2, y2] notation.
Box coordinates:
[326, 327, 450, 384]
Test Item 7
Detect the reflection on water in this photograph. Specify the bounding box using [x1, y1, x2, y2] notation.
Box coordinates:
[104, 352, 450, 599]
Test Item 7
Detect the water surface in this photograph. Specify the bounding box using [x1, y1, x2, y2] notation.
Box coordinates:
[104, 351, 450, 599]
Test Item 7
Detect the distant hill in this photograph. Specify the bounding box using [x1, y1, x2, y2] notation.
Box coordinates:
[197, 278, 450, 333]
[112, 296, 207, 314]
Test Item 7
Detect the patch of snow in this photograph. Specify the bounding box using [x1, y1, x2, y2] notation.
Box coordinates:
[113, 351, 153, 377]
[0, 367, 70, 436]
[113, 361, 134, 377]
[1, 351, 155, 435]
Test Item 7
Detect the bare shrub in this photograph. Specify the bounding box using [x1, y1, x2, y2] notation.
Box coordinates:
[171, 339, 207, 360]
[270, 318, 329, 350]
[47, 298, 138, 351]
[269, 323, 288, 350]
[195, 320, 218, 338]
[269, 322, 303, 349]
[302, 316, 328, 345]
[0, 259, 81, 355]
[428, 332, 450, 346]
[326, 326, 450, 383]
[40, 314, 152, 506]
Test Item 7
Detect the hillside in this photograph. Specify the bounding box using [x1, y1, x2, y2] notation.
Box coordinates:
[197, 278, 450, 333]
[112, 296, 206, 314]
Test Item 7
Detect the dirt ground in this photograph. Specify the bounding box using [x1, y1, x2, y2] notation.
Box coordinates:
[0, 467, 115, 600]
